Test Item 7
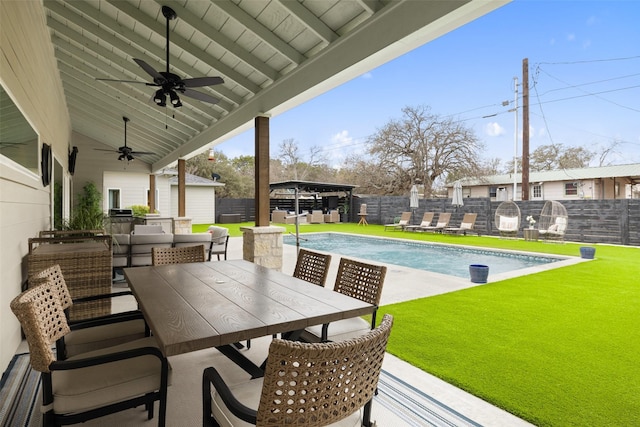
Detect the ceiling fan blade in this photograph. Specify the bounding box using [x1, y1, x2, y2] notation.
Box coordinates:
[182, 76, 224, 88]
[96, 78, 152, 85]
[133, 58, 166, 84]
[181, 88, 220, 104]
[130, 151, 156, 155]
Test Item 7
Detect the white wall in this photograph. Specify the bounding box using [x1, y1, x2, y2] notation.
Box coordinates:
[170, 185, 216, 224]
[0, 2, 71, 371]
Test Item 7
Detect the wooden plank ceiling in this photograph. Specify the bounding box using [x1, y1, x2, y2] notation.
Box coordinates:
[42, 0, 509, 171]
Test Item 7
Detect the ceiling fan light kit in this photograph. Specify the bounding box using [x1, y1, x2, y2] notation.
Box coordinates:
[94, 116, 155, 161]
[96, 5, 223, 109]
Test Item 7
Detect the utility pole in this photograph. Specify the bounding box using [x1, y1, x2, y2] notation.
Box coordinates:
[522, 58, 530, 200]
[511, 77, 518, 200]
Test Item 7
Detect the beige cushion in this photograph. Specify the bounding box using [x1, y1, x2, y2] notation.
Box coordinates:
[54, 336, 170, 414]
[210, 377, 362, 427]
[130, 233, 174, 266]
[305, 317, 371, 343]
[64, 319, 147, 357]
[499, 216, 518, 231]
[132, 225, 164, 234]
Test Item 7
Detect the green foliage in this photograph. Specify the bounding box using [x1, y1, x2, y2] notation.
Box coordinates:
[129, 204, 150, 217]
[64, 182, 105, 230]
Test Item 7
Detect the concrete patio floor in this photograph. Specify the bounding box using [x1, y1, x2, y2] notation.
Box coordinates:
[14, 235, 537, 426]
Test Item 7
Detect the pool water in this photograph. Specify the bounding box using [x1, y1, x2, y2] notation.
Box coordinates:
[284, 233, 560, 279]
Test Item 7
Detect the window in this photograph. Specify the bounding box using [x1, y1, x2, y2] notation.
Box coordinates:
[489, 187, 498, 198]
[565, 182, 578, 196]
[532, 184, 542, 199]
[108, 189, 121, 209]
[0, 84, 39, 173]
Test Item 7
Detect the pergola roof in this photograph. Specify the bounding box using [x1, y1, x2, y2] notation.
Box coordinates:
[270, 180, 356, 194]
[37, 0, 509, 171]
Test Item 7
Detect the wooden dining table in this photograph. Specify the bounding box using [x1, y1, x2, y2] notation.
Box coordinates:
[124, 260, 375, 376]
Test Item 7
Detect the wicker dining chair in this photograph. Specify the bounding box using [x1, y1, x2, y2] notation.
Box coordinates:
[306, 257, 386, 342]
[10, 281, 169, 427]
[293, 248, 332, 287]
[31, 264, 147, 359]
[152, 244, 206, 266]
[203, 314, 393, 427]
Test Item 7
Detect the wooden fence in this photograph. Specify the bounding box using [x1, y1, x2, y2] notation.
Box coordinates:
[215, 197, 640, 246]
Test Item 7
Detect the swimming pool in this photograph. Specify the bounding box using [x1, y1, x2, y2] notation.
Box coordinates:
[283, 233, 562, 279]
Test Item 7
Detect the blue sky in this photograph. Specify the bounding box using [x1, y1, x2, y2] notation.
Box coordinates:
[216, 0, 640, 169]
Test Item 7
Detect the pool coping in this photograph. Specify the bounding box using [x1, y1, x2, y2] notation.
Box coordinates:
[283, 232, 590, 305]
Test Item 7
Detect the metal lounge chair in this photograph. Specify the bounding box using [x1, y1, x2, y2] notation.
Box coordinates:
[404, 212, 434, 232]
[384, 211, 412, 231]
[421, 212, 451, 232]
[203, 314, 394, 427]
[444, 213, 478, 235]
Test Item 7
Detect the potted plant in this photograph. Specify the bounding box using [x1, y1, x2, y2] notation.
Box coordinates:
[340, 202, 349, 223]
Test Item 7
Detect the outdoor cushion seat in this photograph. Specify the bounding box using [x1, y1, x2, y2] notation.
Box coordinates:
[112, 233, 130, 269]
[384, 211, 412, 231]
[10, 282, 169, 426]
[306, 257, 386, 343]
[207, 226, 230, 261]
[130, 233, 174, 266]
[54, 336, 172, 415]
[203, 314, 394, 427]
[31, 264, 147, 359]
[421, 212, 451, 232]
[173, 233, 212, 258]
[309, 210, 325, 223]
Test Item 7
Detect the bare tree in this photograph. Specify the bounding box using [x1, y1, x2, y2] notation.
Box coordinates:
[367, 105, 483, 197]
[277, 138, 328, 181]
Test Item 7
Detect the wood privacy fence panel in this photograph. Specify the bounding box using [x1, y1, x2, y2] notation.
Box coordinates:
[214, 197, 639, 246]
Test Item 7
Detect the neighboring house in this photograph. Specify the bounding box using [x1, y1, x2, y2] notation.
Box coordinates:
[103, 170, 224, 224]
[449, 163, 640, 201]
[168, 171, 224, 224]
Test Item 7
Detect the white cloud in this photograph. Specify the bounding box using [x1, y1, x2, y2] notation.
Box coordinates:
[325, 130, 356, 167]
[331, 130, 353, 146]
[360, 72, 373, 79]
[567, 33, 576, 42]
[484, 122, 505, 137]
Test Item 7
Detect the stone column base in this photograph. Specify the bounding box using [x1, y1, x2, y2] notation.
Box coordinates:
[173, 217, 192, 234]
[241, 226, 285, 271]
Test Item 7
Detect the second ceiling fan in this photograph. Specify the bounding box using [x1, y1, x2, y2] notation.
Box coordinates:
[99, 5, 223, 108]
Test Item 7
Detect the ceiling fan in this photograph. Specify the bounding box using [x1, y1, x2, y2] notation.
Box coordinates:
[97, 5, 223, 107]
[95, 116, 154, 161]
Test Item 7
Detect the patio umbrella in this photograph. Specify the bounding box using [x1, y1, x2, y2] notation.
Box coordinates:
[410, 184, 419, 224]
[452, 181, 464, 209]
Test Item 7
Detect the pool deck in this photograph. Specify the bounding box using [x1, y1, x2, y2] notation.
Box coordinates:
[281, 232, 586, 305]
[229, 236, 550, 426]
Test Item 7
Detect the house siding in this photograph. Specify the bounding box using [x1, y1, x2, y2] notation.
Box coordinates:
[170, 186, 216, 224]
[0, 1, 73, 372]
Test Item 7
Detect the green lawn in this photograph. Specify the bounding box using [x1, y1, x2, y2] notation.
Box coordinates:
[195, 222, 640, 426]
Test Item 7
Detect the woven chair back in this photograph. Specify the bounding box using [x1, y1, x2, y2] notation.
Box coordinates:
[10, 281, 70, 372]
[333, 257, 386, 306]
[152, 245, 206, 266]
[31, 264, 72, 310]
[293, 249, 332, 287]
[258, 314, 393, 426]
